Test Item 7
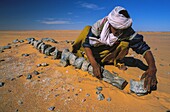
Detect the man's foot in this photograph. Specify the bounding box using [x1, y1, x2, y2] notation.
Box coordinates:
[116, 63, 127, 71]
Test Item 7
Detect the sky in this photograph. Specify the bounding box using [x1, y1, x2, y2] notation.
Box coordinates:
[0, 0, 170, 31]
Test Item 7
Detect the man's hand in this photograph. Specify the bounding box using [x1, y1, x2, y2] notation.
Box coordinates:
[84, 47, 102, 80]
[142, 50, 158, 93]
[141, 67, 157, 92]
[92, 63, 102, 79]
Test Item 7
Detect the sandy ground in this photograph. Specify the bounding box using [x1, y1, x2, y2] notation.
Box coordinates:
[0, 30, 170, 112]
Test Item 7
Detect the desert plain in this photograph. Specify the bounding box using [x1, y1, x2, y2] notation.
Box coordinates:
[0, 30, 170, 112]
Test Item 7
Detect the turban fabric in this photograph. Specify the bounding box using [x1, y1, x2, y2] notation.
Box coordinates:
[108, 6, 132, 29]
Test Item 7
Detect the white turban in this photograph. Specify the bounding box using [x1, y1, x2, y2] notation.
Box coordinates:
[108, 6, 132, 29]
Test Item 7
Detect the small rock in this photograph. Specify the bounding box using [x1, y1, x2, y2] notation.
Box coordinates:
[38, 76, 41, 78]
[107, 97, 111, 102]
[18, 100, 23, 105]
[19, 40, 24, 43]
[22, 53, 29, 57]
[37, 64, 41, 67]
[96, 91, 100, 95]
[33, 70, 39, 75]
[26, 74, 32, 79]
[75, 93, 78, 96]
[55, 94, 60, 97]
[86, 93, 90, 97]
[14, 45, 18, 47]
[13, 39, 19, 43]
[48, 106, 55, 111]
[96, 86, 103, 91]
[8, 90, 12, 92]
[0, 82, 5, 87]
[15, 109, 19, 112]
[3, 45, 11, 49]
[26, 37, 35, 43]
[41, 63, 48, 67]
[97, 93, 105, 101]
[7, 43, 11, 45]
[17, 75, 23, 78]
[79, 88, 83, 92]
[65, 40, 70, 43]
[10, 78, 16, 81]
[82, 98, 86, 102]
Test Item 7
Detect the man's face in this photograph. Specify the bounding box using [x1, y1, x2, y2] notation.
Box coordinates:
[109, 24, 122, 37]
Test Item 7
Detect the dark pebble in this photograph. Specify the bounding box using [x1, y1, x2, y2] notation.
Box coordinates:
[107, 97, 111, 102]
[48, 106, 55, 111]
[13, 39, 19, 43]
[8, 90, 12, 92]
[22, 54, 29, 57]
[97, 93, 105, 101]
[96, 86, 103, 91]
[17, 75, 23, 78]
[86, 93, 90, 97]
[26, 74, 32, 79]
[37, 64, 41, 67]
[55, 94, 60, 97]
[18, 100, 23, 105]
[65, 40, 70, 43]
[11, 78, 16, 81]
[7, 43, 11, 45]
[20, 40, 24, 43]
[14, 45, 18, 47]
[0, 82, 5, 87]
[33, 70, 39, 75]
[75, 93, 78, 96]
[15, 109, 19, 112]
[3, 45, 11, 49]
[82, 98, 86, 102]
[38, 76, 41, 78]
[96, 91, 100, 94]
[41, 63, 48, 67]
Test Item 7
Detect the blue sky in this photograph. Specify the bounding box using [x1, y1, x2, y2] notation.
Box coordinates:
[0, 0, 170, 31]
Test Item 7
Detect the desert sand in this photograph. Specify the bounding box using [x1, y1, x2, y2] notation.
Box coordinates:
[0, 30, 170, 112]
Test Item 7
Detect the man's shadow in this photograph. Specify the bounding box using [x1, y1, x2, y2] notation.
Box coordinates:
[102, 56, 148, 71]
[122, 57, 148, 71]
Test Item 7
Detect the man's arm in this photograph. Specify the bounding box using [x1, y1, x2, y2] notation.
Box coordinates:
[141, 50, 157, 92]
[129, 33, 157, 92]
[84, 47, 102, 79]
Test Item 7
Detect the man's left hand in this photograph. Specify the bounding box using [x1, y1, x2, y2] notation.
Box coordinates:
[141, 67, 157, 93]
